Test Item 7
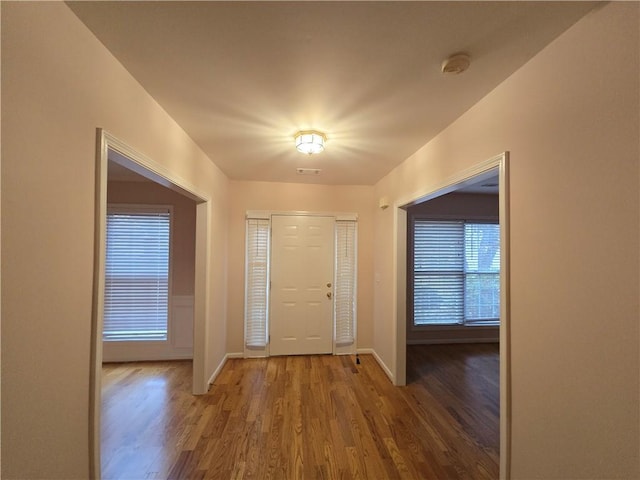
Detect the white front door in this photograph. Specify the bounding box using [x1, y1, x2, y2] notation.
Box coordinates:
[270, 215, 334, 355]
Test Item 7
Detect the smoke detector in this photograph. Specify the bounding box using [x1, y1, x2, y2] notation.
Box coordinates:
[441, 53, 471, 75]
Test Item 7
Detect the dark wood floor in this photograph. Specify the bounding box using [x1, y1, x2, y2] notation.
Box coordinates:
[101, 344, 499, 479]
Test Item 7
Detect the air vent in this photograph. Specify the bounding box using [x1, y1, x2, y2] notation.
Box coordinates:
[296, 168, 321, 176]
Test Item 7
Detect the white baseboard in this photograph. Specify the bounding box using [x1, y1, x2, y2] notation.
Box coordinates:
[207, 352, 244, 387]
[102, 351, 193, 362]
[103, 295, 194, 363]
[356, 348, 395, 383]
[406, 338, 499, 345]
[207, 360, 224, 387]
[356, 347, 372, 354]
[209, 349, 398, 387]
[371, 349, 395, 383]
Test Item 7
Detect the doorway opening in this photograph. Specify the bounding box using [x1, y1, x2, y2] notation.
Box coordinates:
[392, 152, 510, 476]
[90, 130, 212, 478]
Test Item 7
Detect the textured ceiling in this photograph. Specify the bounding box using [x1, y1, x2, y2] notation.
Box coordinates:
[69, 1, 598, 185]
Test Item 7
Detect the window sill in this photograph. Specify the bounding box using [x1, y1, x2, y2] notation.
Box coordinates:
[411, 323, 499, 331]
[408, 323, 499, 344]
[103, 339, 169, 344]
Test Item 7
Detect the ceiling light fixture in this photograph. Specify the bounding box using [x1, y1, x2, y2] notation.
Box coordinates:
[294, 130, 326, 155]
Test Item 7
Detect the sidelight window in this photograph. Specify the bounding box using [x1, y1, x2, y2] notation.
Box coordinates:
[244, 218, 270, 348]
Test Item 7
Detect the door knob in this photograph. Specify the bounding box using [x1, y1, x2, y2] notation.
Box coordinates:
[326, 292, 332, 299]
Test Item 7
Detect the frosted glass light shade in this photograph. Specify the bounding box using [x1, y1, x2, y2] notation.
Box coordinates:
[294, 130, 326, 154]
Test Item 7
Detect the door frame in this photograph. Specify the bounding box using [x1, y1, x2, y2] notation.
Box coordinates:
[90, 129, 212, 478]
[392, 152, 510, 478]
[244, 210, 358, 358]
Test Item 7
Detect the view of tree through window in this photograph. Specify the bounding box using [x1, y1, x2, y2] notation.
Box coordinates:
[412, 220, 500, 326]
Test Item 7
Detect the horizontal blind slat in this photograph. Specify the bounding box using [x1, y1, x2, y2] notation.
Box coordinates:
[245, 219, 269, 348]
[335, 220, 356, 346]
[413, 220, 500, 326]
[104, 210, 170, 341]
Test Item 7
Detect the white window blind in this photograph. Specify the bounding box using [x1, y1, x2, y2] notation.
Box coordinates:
[104, 208, 170, 341]
[414, 221, 464, 325]
[334, 220, 357, 346]
[245, 218, 270, 348]
[413, 220, 499, 326]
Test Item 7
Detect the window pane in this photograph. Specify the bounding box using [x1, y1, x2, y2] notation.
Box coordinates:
[413, 221, 465, 325]
[245, 219, 270, 348]
[414, 221, 463, 272]
[414, 273, 464, 325]
[464, 273, 500, 321]
[464, 223, 500, 273]
[104, 210, 170, 341]
[464, 223, 500, 323]
[413, 219, 500, 327]
[335, 221, 357, 346]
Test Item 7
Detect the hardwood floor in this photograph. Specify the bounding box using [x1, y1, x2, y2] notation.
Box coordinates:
[101, 344, 499, 479]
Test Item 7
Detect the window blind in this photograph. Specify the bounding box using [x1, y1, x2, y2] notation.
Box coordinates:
[104, 209, 170, 341]
[414, 221, 464, 325]
[245, 218, 270, 348]
[334, 220, 357, 346]
[413, 219, 500, 326]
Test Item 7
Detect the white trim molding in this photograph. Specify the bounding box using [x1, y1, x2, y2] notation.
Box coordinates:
[91, 129, 213, 480]
[207, 353, 244, 388]
[356, 348, 395, 383]
[406, 338, 499, 345]
[105, 132, 209, 203]
[243, 210, 359, 358]
[392, 151, 511, 479]
[246, 210, 358, 221]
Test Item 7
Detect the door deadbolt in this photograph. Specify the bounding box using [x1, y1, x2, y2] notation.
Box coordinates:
[326, 282, 332, 288]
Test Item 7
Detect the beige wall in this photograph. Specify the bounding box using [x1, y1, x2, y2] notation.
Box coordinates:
[1, 3, 228, 478]
[227, 181, 375, 353]
[374, 3, 639, 477]
[409, 192, 498, 219]
[108, 180, 197, 296]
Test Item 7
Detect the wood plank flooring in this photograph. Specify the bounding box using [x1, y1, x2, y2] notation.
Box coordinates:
[101, 344, 499, 479]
